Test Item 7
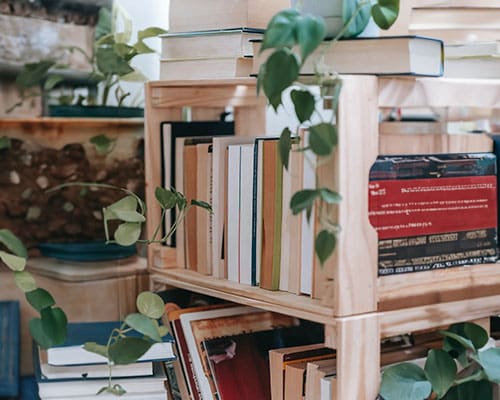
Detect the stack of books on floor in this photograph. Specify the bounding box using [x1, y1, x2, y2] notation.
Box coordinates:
[159, 0, 288, 80]
[33, 321, 176, 400]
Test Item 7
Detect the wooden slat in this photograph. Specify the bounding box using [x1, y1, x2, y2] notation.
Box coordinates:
[380, 293, 500, 337]
[411, 9, 500, 30]
[378, 77, 500, 109]
[334, 75, 379, 316]
[412, 0, 500, 7]
[149, 269, 335, 325]
[336, 314, 380, 400]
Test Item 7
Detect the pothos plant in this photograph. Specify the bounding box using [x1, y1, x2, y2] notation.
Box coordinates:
[380, 322, 500, 400]
[0, 184, 210, 396]
[257, 0, 399, 264]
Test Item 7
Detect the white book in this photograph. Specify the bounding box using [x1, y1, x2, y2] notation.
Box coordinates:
[227, 145, 241, 283]
[239, 143, 255, 285]
[320, 374, 336, 400]
[41, 392, 168, 400]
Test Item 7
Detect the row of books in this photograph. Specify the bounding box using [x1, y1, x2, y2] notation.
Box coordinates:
[32, 321, 175, 399]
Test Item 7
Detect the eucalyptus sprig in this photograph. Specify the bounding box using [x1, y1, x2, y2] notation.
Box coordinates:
[258, 0, 399, 264]
[380, 322, 500, 400]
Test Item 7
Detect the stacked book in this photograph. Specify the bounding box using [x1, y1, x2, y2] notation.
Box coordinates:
[159, 0, 288, 80]
[33, 321, 176, 400]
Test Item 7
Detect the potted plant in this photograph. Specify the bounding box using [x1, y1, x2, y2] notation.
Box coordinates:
[8, 5, 166, 117]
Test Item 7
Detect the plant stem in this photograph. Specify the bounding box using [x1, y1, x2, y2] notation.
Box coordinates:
[150, 208, 166, 242]
[454, 369, 486, 385]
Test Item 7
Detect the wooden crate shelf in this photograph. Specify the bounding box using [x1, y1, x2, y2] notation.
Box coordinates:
[144, 76, 500, 400]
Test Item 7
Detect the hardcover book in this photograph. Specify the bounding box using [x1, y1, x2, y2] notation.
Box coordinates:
[369, 153, 498, 275]
[0, 301, 20, 398]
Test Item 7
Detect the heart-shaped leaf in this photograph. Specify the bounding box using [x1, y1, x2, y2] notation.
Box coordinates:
[114, 222, 141, 246]
[260, 9, 300, 52]
[380, 363, 432, 400]
[290, 189, 319, 215]
[291, 89, 315, 123]
[372, 0, 400, 30]
[125, 313, 162, 342]
[26, 288, 55, 312]
[295, 13, 325, 60]
[109, 337, 153, 365]
[136, 291, 165, 319]
[342, 0, 372, 38]
[155, 187, 178, 210]
[309, 123, 337, 156]
[112, 210, 146, 223]
[14, 271, 37, 292]
[0, 229, 27, 257]
[315, 230, 336, 266]
[424, 349, 457, 398]
[0, 251, 26, 271]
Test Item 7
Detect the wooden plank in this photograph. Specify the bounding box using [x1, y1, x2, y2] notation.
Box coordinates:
[379, 77, 500, 109]
[411, 9, 500, 30]
[378, 263, 500, 311]
[334, 75, 378, 316]
[379, 121, 446, 136]
[380, 293, 500, 337]
[336, 314, 380, 400]
[149, 269, 336, 325]
[412, 0, 500, 7]
[409, 28, 500, 43]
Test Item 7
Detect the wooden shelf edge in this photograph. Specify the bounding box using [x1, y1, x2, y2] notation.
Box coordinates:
[149, 78, 258, 87]
[149, 268, 335, 325]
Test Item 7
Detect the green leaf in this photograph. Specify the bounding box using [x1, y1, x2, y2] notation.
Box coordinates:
[0, 229, 28, 257]
[133, 40, 155, 54]
[112, 210, 146, 223]
[342, 0, 372, 38]
[125, 313, 162, 342]
[95, 7, 112, 40]
[14, 271, 37, 292]
[0, 251, 26, 271]
[191, 200, 213, 213]
[319, 188, 342, 204]
[0, 136, 11, 150]
[29, 318, 54, 349]
[90, 134, 115, 155]
[463, 322, 489, 350]
[290, 189, 319, 215]
[114, 222, 142, 246]
[261, 48, 300, 111]
[95, 47, 134, 76]
[309, 123, 337, 156]
[279, 127, 292, 170]
[315, 230, 336, 266]
[441, 329, 476, 353]
[477, 348, 500, 383]
[380, 363, 432, 400]
[83, 342, 109, 360]
[110, 384, 127, 396]
[16, 60, 56, 90]
[295, 13, 325, 60]
[158, 325, 170, 337]
[25, 288, 55, 312]
[424, 349, 457, 398]
[113, 43, 138, 61]
[155, 187, 178, 210]
[40, 307, 67, 345]
[442, 380, 492, 400]
[260, 9, 300, 52]
[174, 190, 188, 211]
[138, 27, 167, 40]
[291, 89, 315, 123]
[104, 196, 138, 220]
[136, 291, 165, 319]
[43, 74, 64, 91]
[372, 0, 400, 30]
[108, 337, 153, 365]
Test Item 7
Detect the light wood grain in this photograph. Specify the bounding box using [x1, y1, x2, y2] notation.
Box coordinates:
[412, 0, 500, 6]
[333, 75, 379, 317]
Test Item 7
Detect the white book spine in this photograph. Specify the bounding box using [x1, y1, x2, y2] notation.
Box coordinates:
[227, 145, 241, 283]
[239, 143, 255, 285]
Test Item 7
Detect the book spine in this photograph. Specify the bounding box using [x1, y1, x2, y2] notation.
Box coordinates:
[250, 140, 260, 286]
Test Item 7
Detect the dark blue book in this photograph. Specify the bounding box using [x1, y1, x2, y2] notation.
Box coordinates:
[43, 321, 175, 366]
[0, 301, 20, 397]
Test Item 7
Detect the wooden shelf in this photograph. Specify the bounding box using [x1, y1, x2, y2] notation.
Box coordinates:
[150, 268, 335, 325]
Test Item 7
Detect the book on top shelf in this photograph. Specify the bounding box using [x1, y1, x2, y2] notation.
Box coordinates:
[161, 28, 264, 59]
[252, 35, 444, 77]
[160, 57, 253, 80]
[43, 321, 175, 366]
[168, 0, 288, 32]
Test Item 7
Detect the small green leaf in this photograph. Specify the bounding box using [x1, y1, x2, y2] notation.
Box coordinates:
[174, 190, 188, 211]
[372, 0, 400, 30]
[95, 7, 112, 40]
[104, 195, 138, 221]
[0, 229, 28, 257]
[158, 325, 170, 337]
[25, 288, 55, 312]
[90, 134, 115, 155]
[291, 89, 315, 123]
[463, 322, 489, 350]
[138, 27, 167, 40]
[155, 187, 177, 210]
[315, 230, 336, 266]
[295, 14, 325, 60]
[290, 189, 319, 215]
[83, 342, 109, 360]
[110, 384, 127, 396]
[478, 348, 500, 383]
[14, 271, 37, 292]
[112, 210, 146, 223]
[136, 291, 165, 319]
[260, 9, 300, 52]
[261, 48, 300, 111]
[309, 123, 337, 156]
[109, 337, 153, 365]
[342, 0, 372, 38]
[191, 200, 213, 213]
[40, 307, 67, 345]
[0, 251, 26, 271]
[113, 43, 137, 60]
[380, 363, 432, 400]
[319, 188, 342, 204]
[95, 47, 134, 76]
[442, 380, 492, 400]
[44, 75, 64, 91]
[440, 327, 477, 353]
[114, 222, 142, 246]
[125, 313, 162, 342]
[29, 318, 54, 349]
[424, 349, 457, 398]
[16, 60, 56, 90]
[279, 127, 292, 170]
[0, 136, 11, 150]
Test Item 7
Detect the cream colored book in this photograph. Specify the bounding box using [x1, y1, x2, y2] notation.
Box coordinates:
[160, 57, 253, 80]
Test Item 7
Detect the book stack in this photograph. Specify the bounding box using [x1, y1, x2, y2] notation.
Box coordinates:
[443, 40, 500, 79]
[159, 0, 288, 80]
[33, 321, 176, 400]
